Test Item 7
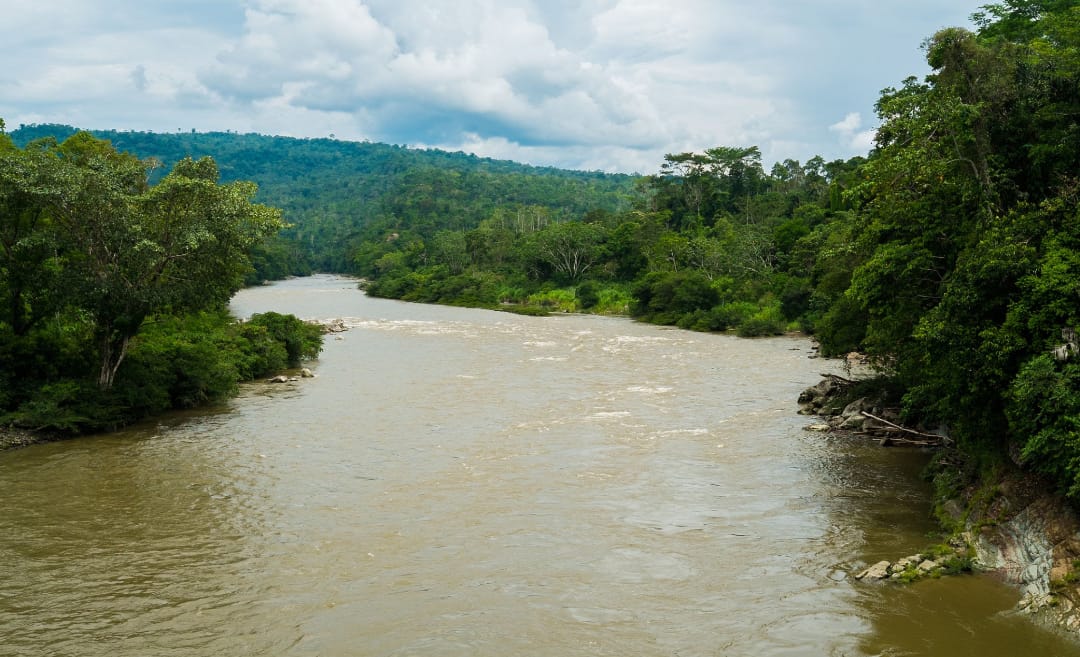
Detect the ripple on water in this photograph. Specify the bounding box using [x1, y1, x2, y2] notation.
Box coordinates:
[5, 277, 1080, 657]
[594, 548, 696, 583]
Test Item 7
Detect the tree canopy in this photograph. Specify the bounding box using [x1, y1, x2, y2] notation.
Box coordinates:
[1, 130, 319, 432]
[813, 0, 1080, 497]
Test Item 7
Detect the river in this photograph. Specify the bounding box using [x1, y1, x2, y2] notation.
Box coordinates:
[1, 274, 1077, 656]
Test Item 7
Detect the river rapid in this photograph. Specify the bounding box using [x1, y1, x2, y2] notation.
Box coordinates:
[1, 274, 1077, 656]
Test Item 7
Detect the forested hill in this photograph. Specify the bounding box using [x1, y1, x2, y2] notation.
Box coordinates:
[8, 125, 636, 273]
[7, 1, 1080, 514]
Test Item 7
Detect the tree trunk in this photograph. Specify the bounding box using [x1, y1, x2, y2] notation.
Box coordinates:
[98, 333, 131, 390]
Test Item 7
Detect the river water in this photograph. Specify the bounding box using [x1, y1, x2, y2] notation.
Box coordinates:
[1, 275, 1077, 657]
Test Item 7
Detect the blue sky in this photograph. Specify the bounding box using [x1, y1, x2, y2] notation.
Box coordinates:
[0, 1, 978, 173]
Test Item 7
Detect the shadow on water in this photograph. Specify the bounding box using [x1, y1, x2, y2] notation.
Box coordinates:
[805, 434, 1080, 656]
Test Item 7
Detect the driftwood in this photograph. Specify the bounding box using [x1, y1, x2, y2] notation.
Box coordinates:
[821, 373, 855, 385]
[859, 411, 944, 446]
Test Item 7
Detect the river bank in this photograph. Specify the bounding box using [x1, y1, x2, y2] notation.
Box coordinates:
[0, 427, 60, 451]
[800, 371, 1080, 639]
[5, 275, 1079, 655]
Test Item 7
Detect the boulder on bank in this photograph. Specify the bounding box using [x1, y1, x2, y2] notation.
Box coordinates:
[852, 548, 970, 584]
[798, 375, 943, 446]
[797, 374, 849, 415]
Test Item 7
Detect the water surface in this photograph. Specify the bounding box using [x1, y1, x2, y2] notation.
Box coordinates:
[1, 275, 1075, 656]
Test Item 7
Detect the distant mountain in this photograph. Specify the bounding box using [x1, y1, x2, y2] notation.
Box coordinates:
[9, 124, 636, 271]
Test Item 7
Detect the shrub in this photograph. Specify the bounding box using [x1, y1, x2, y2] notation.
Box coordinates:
[527, 288, 577, 312]
[737, 304, 786, 337]
[245, 312, 324, 367]
[631, 271, 719, 319]
[594, 286, 632, 315]
[4, 381, 107, 432]
[576, 280, 600, 310]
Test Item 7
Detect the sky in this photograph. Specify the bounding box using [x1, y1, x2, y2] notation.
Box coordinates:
[0, 1, 979, 174]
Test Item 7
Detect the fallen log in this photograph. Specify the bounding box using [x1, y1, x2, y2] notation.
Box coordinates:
[821, 373, 855, 385]
[860, 411, 944, 442]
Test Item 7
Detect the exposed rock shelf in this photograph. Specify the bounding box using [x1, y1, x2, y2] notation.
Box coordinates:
[800, 373, 1080, 637]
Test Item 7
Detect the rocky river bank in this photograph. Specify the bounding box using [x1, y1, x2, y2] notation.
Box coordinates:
[800, 373, 1080, 637]
[0, 427, 59, 451]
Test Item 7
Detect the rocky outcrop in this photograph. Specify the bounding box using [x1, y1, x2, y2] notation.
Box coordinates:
[0, 427, 60, 451]
[964, 491, 1080, 631]
[855, 561, 892, 581]
[854, 547, 971, 583]
[320, 318, 348, 333]
[799, 375, 945, 446]
[797, 374, 849, 416]
[267, 368, 316, 383]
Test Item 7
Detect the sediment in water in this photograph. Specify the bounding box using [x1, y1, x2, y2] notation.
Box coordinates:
[801, 373, 1080, 638]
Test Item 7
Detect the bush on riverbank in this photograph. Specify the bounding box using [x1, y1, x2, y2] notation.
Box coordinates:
[1, 310, 323, 434]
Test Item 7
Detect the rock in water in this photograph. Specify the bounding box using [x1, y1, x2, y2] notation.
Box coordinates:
[855, 561, 892, 580]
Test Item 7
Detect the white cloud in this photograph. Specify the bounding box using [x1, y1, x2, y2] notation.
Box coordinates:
[829, 112, 877, 153]
[1, 0, 978, 171]
[185, 0, 807, 171]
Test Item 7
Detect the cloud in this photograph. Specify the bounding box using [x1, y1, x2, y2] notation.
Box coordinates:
[200, 0, 654, 149]
[2, 0, 978, 172]
[191, 0, 806, 171]
[829, 112, 877, 153]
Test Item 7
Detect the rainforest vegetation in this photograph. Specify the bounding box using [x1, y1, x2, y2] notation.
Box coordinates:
[4, 1, 1080, 507]
[0, 129, 323, 432]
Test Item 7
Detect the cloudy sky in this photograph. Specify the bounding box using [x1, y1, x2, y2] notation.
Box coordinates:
[1, 0, 977, 173]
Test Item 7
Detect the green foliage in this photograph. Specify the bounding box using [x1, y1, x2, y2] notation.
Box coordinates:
[806, 1, 1080, 501]
[575, 280, 600, 310]
[526, 287, 577, 313]
[10, 126, 636, 274]
[0, 128, 325, 433]
[631, 271, 720, 324]
[3, 381, 106, 433]
[1009, 355, 1080, 499]
[245, 235, 314, 285]
[0, 309, 322, 434]
[117, 313, 243, 412]
[736, 301, 786, 338]
[0, 132, 284, 390]
[245, 312, 324, 367]
[592, 285, 633, 315]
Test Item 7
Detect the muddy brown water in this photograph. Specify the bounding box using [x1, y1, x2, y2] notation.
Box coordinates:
[1, 275, 1077, 656]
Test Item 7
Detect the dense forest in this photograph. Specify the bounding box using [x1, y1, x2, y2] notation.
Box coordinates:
[0, 128, 323, 432]
[4, 1, 1080, 509]
[8, 125, 636, 277]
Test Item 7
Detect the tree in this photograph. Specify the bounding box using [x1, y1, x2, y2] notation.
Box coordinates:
[0, 143, 67, 337]
[430, 230, 469, 274]
[44, 134, 283, 389]
[815, 0, 1080, 478]
[530, 221, 606, 283]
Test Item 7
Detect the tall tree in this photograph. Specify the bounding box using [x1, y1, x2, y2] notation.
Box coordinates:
[43, 134, 283, 389]
[818, 0, 1080, 474]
